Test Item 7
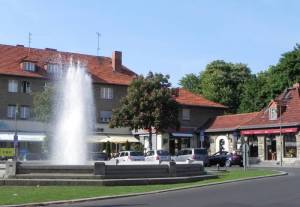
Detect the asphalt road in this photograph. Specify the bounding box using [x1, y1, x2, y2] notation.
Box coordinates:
[53, 168, 300, 207]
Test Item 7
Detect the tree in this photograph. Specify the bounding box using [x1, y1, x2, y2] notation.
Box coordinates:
[199, 60, 252, 113]
[32, 85, 54, 122]
[109, 72, 180, 150]
[179, 73, 201, 94]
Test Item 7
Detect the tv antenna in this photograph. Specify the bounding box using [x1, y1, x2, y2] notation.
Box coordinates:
[96, 32, 101, 56]
[28, 32, 32, 53]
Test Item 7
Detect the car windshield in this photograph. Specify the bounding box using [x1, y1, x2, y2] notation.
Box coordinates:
[130, 151, 144, 156]
[194, 149, 207, 155]
[157, 150, 169, 156]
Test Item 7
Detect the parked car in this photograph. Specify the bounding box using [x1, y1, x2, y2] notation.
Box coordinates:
[145, 149, 171, 162]
[208, 151, 243, 167]
[89, 152, 108, 161]
[116, 151, 145, 162]
[172, 148, 209, 165]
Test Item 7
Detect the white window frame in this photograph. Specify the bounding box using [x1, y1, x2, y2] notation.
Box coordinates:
[8, 80, 18, 93]
[99, 110, 112, 123]
[182, 108, 191, 121]
[7, 105, 16, 119]
[269, 108, 277, 120]
[100, 87, 113, 99]
[47, 64, 62, 76]
[20, 106, 30, 119]
[23, 62, 36, 72]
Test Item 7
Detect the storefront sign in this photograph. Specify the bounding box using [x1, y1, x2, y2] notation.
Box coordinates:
[0, 148, 15, 157]
[241, 127, 298, 135]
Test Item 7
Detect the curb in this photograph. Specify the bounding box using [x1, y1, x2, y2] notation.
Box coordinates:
[3, 170, 287, 207]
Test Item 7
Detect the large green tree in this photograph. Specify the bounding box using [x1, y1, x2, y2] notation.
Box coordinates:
[109, 72, 180, 150]
[199, 60, 251, 113]
[179, 73, 201, 94]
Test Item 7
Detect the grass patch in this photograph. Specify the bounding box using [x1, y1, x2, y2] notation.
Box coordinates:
[0, 169, 277, 205]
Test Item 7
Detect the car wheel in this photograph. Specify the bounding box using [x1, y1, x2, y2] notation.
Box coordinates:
[225, 160, 231, 167]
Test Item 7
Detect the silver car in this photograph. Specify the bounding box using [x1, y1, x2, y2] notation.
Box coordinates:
[145, 149, 171, 162]
[116, 151, 145, 162]
[172, 148, 209, 165]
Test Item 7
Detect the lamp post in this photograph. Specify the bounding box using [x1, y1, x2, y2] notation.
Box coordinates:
[14, 105, 19, 161]
[279, 102, 283, 167]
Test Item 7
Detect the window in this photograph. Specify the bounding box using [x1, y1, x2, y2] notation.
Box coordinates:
[99, 111, 112, 123]
[20, 106, 30, 119]
[47, 64, 63, 77]
[21, 81, 31, 93]
[8, 80, 18, 93]
[22, 62, 35, 72]
[182, 108, 190, 120]
[284, 133, 297, 158]
[100, 87, 113, 99]
[269, 108, 277, 120]
[7, 105, 16, 118]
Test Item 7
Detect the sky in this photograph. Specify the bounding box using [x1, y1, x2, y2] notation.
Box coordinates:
[1, 0, 300, 86]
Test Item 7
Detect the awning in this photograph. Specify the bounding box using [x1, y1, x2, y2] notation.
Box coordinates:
[241, 127, 298, 135]
[87, 134, 110, 143]
[171, 133, 193, 138]
[0, 133, 46, 142]
[99, 135, 140, 143]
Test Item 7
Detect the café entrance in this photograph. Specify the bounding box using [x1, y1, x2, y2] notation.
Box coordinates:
[265, 135, 277, 160]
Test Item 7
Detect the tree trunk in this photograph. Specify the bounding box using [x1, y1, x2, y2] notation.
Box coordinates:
[149, 128, 152, 150]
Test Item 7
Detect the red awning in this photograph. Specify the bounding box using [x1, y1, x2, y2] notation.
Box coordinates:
[241, 127, 298, 135]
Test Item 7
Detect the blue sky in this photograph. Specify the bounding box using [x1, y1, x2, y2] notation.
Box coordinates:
[1, 0, 299, 86]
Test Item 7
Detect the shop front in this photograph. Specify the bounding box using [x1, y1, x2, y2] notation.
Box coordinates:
[241, 127, 299, 163]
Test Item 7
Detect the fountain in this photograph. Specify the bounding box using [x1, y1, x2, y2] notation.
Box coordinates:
[51, 61, 95, 165]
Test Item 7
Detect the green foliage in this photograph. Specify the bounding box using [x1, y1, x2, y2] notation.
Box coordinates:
[179, 73, 201, 94]
[109, 72, 180, 149]
[105, 141, 111, 158]
[32, 85, 54, 122]
[199, 60, 251, 113]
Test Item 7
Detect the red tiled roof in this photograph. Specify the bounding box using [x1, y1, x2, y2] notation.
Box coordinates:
[241, 84, 300, 129]
[205, 112, 259, 132]
[175, 88, 227, 108]
[0, 44, 136, 85]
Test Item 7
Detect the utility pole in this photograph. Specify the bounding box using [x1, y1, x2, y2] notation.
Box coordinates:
[279, 101, 283, 166]
[96, 32, 101, 56]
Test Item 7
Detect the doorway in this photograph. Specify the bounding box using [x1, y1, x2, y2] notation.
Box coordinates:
[265, 135, 277, 160]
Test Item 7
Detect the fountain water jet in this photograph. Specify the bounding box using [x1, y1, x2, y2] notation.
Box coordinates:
[51, 61, 95, 165]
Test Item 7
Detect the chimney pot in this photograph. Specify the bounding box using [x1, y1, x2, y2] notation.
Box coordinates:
[112, 51, 122, 71]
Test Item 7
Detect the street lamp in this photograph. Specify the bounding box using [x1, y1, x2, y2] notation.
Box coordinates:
[14, 105, 19, 161]
[279, 102, 283, 167]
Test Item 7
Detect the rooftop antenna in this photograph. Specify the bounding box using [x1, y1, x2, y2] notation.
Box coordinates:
[28, 32, 32, 54]
[96, 32, 101, 56]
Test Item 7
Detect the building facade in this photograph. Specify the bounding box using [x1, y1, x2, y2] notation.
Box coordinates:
[205, 83, 300, 165]
[0, 43, 227, 157]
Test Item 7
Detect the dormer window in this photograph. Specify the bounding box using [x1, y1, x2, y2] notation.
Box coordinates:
[22, 62, 36, 72]
[47, 64, 62, 76]
[269, 108, 277, 120]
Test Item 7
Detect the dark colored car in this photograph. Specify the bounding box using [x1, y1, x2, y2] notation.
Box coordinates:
[208, 151, 243, 167]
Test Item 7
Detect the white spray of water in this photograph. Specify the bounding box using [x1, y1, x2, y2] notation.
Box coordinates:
[51, 61, 95, 165]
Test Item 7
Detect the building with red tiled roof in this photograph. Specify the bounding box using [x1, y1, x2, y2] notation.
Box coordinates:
[203, 83, 300, 165]
[0, 43, 228, 156]
[174, 88, 227, 108]
[0, 44, 136, 85]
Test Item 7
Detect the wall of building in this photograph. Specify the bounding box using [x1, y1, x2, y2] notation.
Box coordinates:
[178, 105, 224, 128]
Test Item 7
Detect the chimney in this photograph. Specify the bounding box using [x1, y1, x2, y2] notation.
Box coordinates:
[16, 44, 24, 47]
[112, 51, 122, 71]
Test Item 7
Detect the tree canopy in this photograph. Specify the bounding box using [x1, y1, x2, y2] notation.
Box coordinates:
[180, 44, 300, 114]
[109, 72, 180, 149]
